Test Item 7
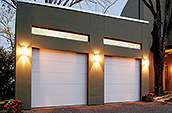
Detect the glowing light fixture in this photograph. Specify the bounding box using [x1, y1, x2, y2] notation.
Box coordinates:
[165, 49, 172, 54]
[143, 59, 149, 67]
[20, 46, 29, 56]
[93, 53, 101, 63]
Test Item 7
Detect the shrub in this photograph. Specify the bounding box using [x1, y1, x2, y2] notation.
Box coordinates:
[0, 47, 15, 100]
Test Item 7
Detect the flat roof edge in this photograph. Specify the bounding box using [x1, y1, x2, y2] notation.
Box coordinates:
[17, 0, 149, 24]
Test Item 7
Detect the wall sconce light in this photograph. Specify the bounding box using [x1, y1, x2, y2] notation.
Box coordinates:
[20, 46, 29, 56]
[93, 53, 101, 63]
[143, 59, 149, 67]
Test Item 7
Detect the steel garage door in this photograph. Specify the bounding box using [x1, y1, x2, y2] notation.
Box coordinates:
[32, 49, 87, 108]
[105, 57, 140, 103]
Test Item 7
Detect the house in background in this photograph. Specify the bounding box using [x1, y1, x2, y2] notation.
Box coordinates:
[15, 0, 157, 109]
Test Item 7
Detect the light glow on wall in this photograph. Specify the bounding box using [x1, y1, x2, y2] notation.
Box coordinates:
[142, 59, 149, 68]
[20, 46, 29, 56]
[32, 27, 88, 42]
[104, 38, 141, 50]
[93, 53, 101, 63]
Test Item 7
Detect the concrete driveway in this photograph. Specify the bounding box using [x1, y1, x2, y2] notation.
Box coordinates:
[23, 102, 172, 113]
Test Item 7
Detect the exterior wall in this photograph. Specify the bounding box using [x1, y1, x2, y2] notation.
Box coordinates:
[121, 0, 170, 92]
[15, 1, 149, 109]
[121, 0, 151, 93]
[142, 0, 154, 92]
[166, 54, 172, 90]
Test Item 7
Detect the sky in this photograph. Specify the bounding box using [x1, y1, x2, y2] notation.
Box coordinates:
[0, 0, 128, 48]
[72, 0, 128, 16]
[34, 0, 128, 16]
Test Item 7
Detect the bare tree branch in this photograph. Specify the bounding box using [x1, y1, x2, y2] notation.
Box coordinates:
[57, 0, 63, 5]
[103, 0, 118, 13]
[69, 0, 84, 7]
[70, 0, 75, 5]
[11, 0, 17, 6]
[54, 0, 58, 4]
[2, 0, 16, 9]
[63, 0, 70, 6]
[49, 0, 53, 3]
[156, 0, 161, 20]
[142, 0, 157, 19]
[163, 0, 171, 38]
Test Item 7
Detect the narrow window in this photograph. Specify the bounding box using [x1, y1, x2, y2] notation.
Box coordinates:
[104, 38, 141, 50]
[32, 27, 88, 42]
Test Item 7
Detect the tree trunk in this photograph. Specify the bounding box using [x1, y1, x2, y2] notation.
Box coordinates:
[153, 50, 164, 96]
[151, 20, 165, 96]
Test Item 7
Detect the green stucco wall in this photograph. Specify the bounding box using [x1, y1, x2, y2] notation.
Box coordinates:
[16, 1, 149, 109]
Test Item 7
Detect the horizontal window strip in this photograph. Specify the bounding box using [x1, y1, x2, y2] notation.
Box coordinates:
[104, 38, 141, 50]
[32, 27, 88, 42]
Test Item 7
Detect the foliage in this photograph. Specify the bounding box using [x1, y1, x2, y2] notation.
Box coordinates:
[3, 99, 23, 112]
[0, 99, 13, 111]
[0, 47, 15, 101]
[142, 92, 155, 102]
[144, 92, 155, 97]
[0, 99, 23, 113]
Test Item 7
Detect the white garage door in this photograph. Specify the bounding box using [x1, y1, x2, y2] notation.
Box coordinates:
[105, 57, 140, 103]
[32, 49, 87, 108]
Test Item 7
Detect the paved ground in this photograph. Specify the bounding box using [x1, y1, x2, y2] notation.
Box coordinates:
[23, 102, 172, 113]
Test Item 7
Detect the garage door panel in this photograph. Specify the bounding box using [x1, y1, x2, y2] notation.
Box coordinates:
[105, 58, 137, 65]
[105, 75, 139, 84]
[34, 95, 85, 108]
[106, 78, 139, 84]
[32, 49, 87, 108]
[34, 85, 87, 97]
[32, 72, 87, 84]
[106, 84, 139, 91]
[105, 68, 138, 76]
[105, 57, 140, 103]
[32, 61, 86, 72]
[32, 49, 86, 63]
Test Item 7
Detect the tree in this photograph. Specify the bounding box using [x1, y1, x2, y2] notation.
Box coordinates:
[0, 1, 15, 100]
[142, 0, 172, 96]
[0, 2, 15, 51]
[0, 47, 15, 100]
